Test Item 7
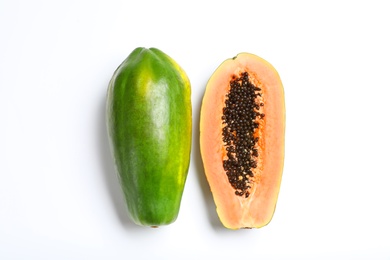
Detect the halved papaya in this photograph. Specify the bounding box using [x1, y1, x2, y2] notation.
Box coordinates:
[200, 53, 285, 229]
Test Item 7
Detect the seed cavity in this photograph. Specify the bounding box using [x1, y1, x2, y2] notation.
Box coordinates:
[221, 72, 264, 198]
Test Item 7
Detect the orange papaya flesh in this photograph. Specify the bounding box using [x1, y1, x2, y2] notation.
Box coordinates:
[200, 53, 285, 229]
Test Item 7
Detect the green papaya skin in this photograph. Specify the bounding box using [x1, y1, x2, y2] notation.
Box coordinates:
[106, 47, 192, 227]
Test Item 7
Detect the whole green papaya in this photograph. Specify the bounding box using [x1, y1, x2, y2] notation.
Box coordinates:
[106, 47, 192, 227]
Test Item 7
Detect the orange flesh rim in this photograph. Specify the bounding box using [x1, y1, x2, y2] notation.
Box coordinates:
[200, 53, 285, 229]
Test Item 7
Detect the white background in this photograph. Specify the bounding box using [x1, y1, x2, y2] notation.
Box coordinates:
[1, 0, 389, 259]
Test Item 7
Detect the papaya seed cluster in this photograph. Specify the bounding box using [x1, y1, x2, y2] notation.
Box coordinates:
[222, 72, 264, 198]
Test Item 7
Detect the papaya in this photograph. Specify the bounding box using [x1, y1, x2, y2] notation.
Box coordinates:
[200, 53, 285, 229]
[106, 47, 192, 227]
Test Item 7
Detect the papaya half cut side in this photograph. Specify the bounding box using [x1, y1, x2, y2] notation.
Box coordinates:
[106, 47, 192, 227]
[200, 53, 285, 229]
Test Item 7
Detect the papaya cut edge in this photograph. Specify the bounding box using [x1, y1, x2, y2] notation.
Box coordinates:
[200, 52, 285, 230]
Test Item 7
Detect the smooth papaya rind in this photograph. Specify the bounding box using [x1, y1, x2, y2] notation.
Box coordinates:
[200, 53, 285, 230]
[106, 47, 192, 227]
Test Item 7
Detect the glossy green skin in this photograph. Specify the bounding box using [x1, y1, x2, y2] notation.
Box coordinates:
[106, 48, 192, 227]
